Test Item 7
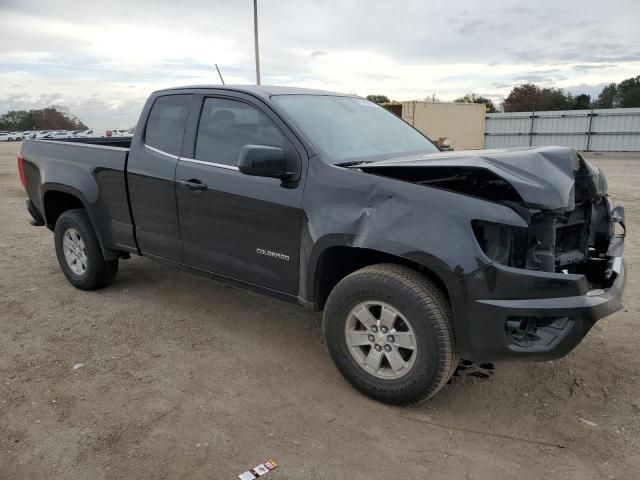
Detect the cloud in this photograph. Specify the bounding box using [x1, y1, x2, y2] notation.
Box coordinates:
[0, 0, 639, 126]
[0, 91, 145, 130]
[565, 83, 608, 99]
[572, 64, 619, 71]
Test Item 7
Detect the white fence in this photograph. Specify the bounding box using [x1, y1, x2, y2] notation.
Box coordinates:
[484, 108, 640, 151]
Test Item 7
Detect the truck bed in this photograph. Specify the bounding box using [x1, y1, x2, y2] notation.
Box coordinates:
[20, 138, 137, 255]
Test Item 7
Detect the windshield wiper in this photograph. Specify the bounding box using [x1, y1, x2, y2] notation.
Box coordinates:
[336, 160, 373, 167]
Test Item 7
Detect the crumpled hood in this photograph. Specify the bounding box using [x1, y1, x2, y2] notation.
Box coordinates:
[357, 146, 586, 211]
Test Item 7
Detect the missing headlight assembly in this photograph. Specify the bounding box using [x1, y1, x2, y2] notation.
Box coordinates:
[472, 220, 528, 268]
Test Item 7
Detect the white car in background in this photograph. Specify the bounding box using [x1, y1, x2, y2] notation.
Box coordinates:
[109, 129, 131, 137]
[74, 129, 100, 138]
[43, 131, 72, 140]
[8, 132, 23, 141]
[21, 131, 36, 140]
[0, 132, 22, 141]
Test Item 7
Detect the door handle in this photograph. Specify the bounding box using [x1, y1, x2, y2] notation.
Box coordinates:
[180, 179, 208, 192]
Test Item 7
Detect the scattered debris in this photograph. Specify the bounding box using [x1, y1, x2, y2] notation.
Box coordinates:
[72, 363, 84, 370]
[327, 418, 336, 424]
[238, 460, 278, 479]
[579, 417, 598, 427]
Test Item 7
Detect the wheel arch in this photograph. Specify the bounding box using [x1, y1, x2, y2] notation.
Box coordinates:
[307, 244, 452, 311]
[42, 184, 119, 261]
[43, 185, 88, 230]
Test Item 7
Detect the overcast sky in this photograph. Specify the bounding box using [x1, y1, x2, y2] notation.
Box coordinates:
[1, 0, 639, 129]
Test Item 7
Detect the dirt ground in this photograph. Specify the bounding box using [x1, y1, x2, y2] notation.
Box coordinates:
[0, 141, 638, 480]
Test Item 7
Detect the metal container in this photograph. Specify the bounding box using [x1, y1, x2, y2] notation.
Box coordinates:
[400, 101, 486, 150]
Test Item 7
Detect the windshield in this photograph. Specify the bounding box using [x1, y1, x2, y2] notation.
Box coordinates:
[272, 95, 438, 163]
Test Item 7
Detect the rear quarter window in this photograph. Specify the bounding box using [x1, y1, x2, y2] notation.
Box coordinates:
[144, 95, 191, 156]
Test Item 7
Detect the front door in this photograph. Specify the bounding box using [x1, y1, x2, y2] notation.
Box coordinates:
[175, 95, 305, 296]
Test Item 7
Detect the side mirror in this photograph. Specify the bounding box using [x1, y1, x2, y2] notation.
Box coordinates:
[238, 145, 293, 180]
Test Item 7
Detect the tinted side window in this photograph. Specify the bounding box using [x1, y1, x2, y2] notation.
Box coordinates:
[195, 98, 284, 166]
[145, 95, 191, 156]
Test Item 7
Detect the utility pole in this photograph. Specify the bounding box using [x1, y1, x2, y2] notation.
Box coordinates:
[253, 0, 261, 85]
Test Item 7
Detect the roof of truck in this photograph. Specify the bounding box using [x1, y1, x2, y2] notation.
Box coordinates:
[152, 84, 353, 98]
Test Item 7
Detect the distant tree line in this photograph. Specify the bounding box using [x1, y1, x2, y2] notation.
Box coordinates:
[367, 75, 640, 113]
[501, 84, 592, 112]
[594, 76, 640, 108]
[366, 94, 390, 104]
[0, 106, 87, 131]
[454, 94, 498, 113]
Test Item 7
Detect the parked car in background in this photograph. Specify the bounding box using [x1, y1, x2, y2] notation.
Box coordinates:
[75, 129, 100, 138]
[0, 132, 22, 141]
[35, 131, 52, 139]
[43, 131, 71, 140]
[21, 131, 37, 140]
[105, 129, 133, 137]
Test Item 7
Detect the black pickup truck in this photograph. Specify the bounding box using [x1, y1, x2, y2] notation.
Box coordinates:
[18, 85, 626, 404]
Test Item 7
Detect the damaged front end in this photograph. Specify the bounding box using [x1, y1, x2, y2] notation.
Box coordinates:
[357, 146, 625, 290]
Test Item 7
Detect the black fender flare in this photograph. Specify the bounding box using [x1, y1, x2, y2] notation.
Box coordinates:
[41, 183, 119, 261]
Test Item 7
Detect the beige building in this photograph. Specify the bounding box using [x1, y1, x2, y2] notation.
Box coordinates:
[394, 101, 486, 151]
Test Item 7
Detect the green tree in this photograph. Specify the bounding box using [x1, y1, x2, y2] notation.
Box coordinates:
[0, 106, 87, 131]
[543, 88, 574, 110]
[503, 84, 578, 112]
[454, 93, 498, 113]
[593, 77, 640, 108]
[594, 83, 618, 108]
[0, 110, 30, 130]
[502, 84, 546, 111]
[572, 94, 591, 110]
[617, 75, 640, 108]
[366, 94, 390, 104]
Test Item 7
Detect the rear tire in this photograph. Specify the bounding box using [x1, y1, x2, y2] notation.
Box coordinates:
[54, 209, 118, 290]
[323, 264, 458, 405]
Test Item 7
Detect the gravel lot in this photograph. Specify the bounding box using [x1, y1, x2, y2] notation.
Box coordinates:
[1, 141, 638, 479]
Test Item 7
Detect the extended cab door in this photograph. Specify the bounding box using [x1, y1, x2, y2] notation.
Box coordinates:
[175, 93, 305, 296]
[127, 94, 192, 261]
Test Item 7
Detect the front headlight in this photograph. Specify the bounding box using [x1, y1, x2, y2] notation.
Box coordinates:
[472, 220, 528, 268]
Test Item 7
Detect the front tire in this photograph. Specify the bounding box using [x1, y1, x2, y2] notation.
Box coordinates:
[54, 209, 118, 290]
[323, 264, 458, 405]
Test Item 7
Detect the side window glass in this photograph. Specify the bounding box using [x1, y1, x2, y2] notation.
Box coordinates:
[195, 98, 284, 166]
[145, 95, 191, 156]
